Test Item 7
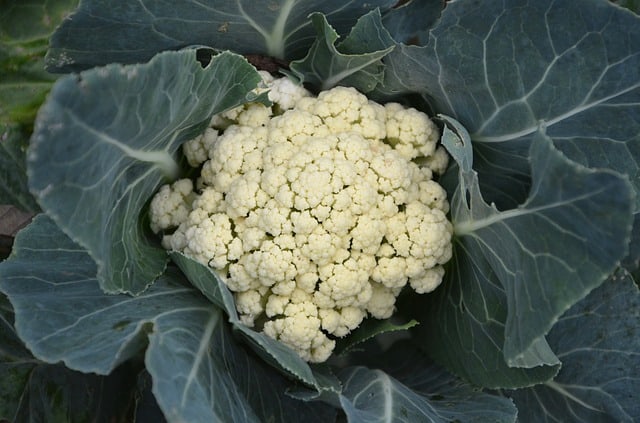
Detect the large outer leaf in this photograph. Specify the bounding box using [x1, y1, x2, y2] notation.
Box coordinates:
[411, 244, 560, 388]
[289, 341, 516, 421]
[419, 121, 633, 386]
[0, 215, 335, 422]
[1, 289, 137, 422]
[344, 341, 518, 423]
[508, 270, 640, 422]
[28, 49, 262, 294]
[377, 0, 640, 209]
[45, 0, 396, 72]
[455, 131, 632, 366]
[146, 303, 336, 422]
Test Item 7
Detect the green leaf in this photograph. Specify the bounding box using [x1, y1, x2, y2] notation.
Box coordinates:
[147, 305, 336, 423]
[419, 129, 633, 387]
[381, 0, 443, 45]
[613, 0, 640, 14]
[349, 341, 519, 423]
[170, 252, 238, 313]
[508, 269, 640, 422]
[337, 351, 517, 422]
[413, 244, 560, 388]
[0, 293, 34, 420]
[28, 49, 263, 294]
[438, 114, 474, 173]
[45, 0, 397, 72]
[290, 10, 395, 92]
[0, 215, 336, 422]
[622, 213, 640, 281]
[0, 0, 79, 127]
[0, 2, 79, 216]
[0, 216, 193, 374]
[0, 0, 79, 43]
[377, 0, 640, 210]
[2, 363, 140, 423]
[0, 45, 54, 128]
[0, 126, 39, 212]
[454, 132, 633, 367]
[1, 293, 138, 423]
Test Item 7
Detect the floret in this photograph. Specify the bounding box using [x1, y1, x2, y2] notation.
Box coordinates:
[148, 179, 195, 232]
[149, 77, 453, 362]
[182, 128, 218, 167]
[385, 102, 440, 160]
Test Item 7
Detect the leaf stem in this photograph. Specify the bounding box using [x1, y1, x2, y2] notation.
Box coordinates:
[544, 381, 602, 412]
[265, 0, 296, 58]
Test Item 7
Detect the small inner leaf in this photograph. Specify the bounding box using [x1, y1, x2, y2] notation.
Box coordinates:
[438, 114, 474, 173]
[290, 10, 395, 93]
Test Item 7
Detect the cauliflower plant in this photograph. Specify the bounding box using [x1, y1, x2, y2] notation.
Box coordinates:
[149, 72, 453, 362]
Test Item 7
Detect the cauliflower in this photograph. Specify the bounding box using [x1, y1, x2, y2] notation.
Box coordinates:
[150, 77, 453, 363]
[148, 179, 196, 233]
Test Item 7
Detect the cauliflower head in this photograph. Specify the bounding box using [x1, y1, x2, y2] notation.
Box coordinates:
[150, 75, 453, 363]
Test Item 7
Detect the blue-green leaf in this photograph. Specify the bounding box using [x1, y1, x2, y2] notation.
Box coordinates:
[0, 0, 78, 127]
[454, 132, 633, 367]
[381, 0, 442, 45]
[170, 251, 238, 313]
[28, 49, 263, 294]
[413, 244, 560, 388]
[508, 269, 640, 422]
[337, 358, 517, 423]
[378, 0, 640, 209]
[46, 0, 396, 72]
[0, 0, 79, 212]
[437, 114, 474, 173]
[145, 306, 266, 422]
[350, 341, 519, 423]
[418, 130, 633, 386]
[0, 216, 201, 374]
[0, 215, 335, 422]
[290, 10, 395, 92]
[0, 292, 138, 422]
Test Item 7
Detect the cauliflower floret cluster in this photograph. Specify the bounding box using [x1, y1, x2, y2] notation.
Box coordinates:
[150, 74, 453, 363]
